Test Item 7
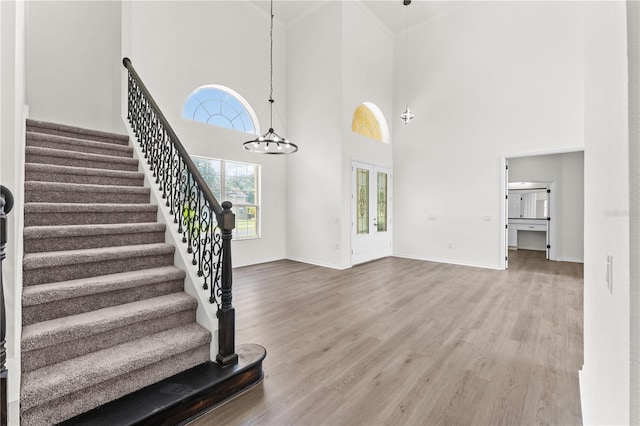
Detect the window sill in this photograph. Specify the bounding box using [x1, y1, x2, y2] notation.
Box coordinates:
[234, 236, 261, 242]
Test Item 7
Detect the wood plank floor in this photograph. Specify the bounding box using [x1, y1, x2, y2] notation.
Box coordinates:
[190, 250, 583, 425]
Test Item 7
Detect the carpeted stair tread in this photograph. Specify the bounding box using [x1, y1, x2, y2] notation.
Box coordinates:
[23, 222, 166, 252]
[26, 118, 130, 145]
[25, 181, 150, 204]
[20, 323, 211, 411]
[22, 267, 186, 326]
[22, 266, 186, 307]
[26, 146, 139, 171]
[25, 202, 157, 214]
[23, 243, 174, 270]
[25, 181, 149, 195]
[27, 131, 134, 157]
[20, 119, 215, 424]
[25, 163, 144, 186]
[24, 203, 158, 226]
[21, 293, 197, 352]
[24, 222, 164, 240]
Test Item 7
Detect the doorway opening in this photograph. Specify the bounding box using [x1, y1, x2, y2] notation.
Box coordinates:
[500, 150, 584, 270]
[351, 161, 392, 265]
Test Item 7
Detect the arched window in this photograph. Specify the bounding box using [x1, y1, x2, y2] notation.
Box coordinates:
[183, 85, 260, 135]
[351, 102, 390, 143]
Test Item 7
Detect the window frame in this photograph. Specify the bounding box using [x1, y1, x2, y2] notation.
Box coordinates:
[183, 84, 261, 136]
[351, 102, 390, 144]
[191, 155, 261, 240]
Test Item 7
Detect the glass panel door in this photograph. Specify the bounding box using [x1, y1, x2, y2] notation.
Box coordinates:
[357, 168, 369, 235]
[377, 172, 388, 232]
[352, 162, 392, 265]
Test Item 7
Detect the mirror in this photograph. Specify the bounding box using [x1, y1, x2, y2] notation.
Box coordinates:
[508, 188, 548, 219]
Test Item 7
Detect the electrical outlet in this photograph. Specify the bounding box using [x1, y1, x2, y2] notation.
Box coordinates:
[428, 215, 437, 221]
[448, 243, 453, 249]
[484, 216, 492, 222]
[606, 254, 613, 293]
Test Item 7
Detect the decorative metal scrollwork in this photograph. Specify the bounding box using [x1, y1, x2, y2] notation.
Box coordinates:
[125, 70, 224, 309]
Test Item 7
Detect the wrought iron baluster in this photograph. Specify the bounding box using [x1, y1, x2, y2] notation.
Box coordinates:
[122, 57, 236, 367]
[162, 129, 169, 203]
[212, 226, 222, 305]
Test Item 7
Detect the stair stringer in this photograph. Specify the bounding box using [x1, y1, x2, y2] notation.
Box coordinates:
[122, 119, 219, 360]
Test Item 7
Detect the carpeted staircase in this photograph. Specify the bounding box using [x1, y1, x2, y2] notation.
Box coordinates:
[21, 119, 212, 425]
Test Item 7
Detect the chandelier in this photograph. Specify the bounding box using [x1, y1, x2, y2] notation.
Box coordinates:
[243, 0, 297, 154]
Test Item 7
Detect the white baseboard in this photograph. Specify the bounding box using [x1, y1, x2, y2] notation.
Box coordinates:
[286, 256, 351, 270]
[556, 256, 584, 264]
[579, 367, 588, 425]
[233, 256, 286, 268]
[393, 253, 502, 270]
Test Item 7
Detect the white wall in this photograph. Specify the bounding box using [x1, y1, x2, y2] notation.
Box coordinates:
[340, 2, 394, 267]
[126, 1, 287, 267]
[285, 1, 394, 269]
[628, 2, 640, 424]
[26, 1, 123, 133]
[286, 2, 343, 268]
[509, 151, 585, 262]
[0, 0, 27, 421]
[392, 2, 585, 269]
[580, 2, 630, 424]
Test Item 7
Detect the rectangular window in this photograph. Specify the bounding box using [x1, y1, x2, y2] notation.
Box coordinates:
[191, 156, 259, 239]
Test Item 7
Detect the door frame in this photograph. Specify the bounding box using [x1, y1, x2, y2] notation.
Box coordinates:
[501, 148, 582, 269]
[350, 160, 393, 266]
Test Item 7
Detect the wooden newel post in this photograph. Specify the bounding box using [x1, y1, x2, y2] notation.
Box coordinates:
[1, 186, 14, 426]
[216, 201, 239, 367]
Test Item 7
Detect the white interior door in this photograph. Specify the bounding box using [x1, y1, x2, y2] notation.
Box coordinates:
[351, 161, 392, 265]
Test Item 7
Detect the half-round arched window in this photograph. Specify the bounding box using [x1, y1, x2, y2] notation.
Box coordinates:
[183, 85, 260, 135]
[351, 102, 390, 143]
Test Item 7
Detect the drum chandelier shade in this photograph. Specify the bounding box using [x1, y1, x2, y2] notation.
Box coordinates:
[243, 0, 297, 154]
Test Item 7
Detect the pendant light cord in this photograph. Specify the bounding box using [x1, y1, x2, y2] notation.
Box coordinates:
[269, 0, 274, 130]
[406, 3, 409, 107]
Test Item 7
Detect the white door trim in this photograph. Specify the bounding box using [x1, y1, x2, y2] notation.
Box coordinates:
[351, 160, 393, 266]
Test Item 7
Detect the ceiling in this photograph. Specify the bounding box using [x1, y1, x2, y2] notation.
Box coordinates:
[249, 0, 461, 35]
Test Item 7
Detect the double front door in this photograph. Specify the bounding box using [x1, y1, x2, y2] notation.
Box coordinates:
[351, 161, 392, 265]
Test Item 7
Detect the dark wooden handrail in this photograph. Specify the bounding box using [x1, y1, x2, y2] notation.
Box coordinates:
[123, 58, 237, 367]
[122, 58, 222, 216]
[1, 185, 14, 426]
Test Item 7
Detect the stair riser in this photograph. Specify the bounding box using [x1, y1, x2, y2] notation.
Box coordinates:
[26, 153, 138, 172]
[27, 125, 129, 146]
[25, 190, 150, 204]
[22, 279, 185, 326]
[25, 210, 158, 226]
[22, 309, 196, 372]
[21, 344, 210, 425]
[24, 253, 175, 286]
[24, 230, 165, 253]
[25, 169, 144, 187]
[27, 138, 132, 158]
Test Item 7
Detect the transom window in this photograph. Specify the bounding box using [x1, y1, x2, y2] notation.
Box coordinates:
[192, 156, 260, 239]
[183, 85, 260, 135]
[351, 102, 390, 144]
